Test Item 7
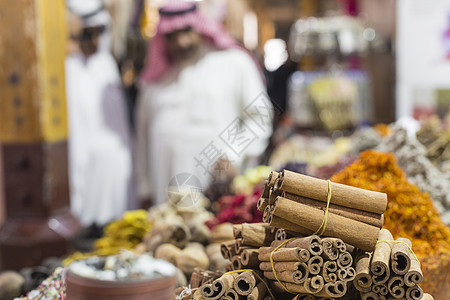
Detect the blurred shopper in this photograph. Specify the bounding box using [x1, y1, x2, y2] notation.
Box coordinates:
[136, 1, 273, 206]
[66, 0, 134, 230]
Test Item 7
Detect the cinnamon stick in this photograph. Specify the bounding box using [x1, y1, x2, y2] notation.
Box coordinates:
[404, 259, 423, 287]
[262, 180, 270, 199]
[270, 235, 323, 256]
[248, 280, 267, 300]
[283, 192, 384, 228]
[372, 229, 393, 284]
[231, 255, 242, 271]
[263, 205, 271, 223]
[275, 228, 287, 241]
[321, 238, 340, 260]
[313, 280, 347, 298]
[278, 170, 387, 214]
[273, 197, 380, 251]
[223, 288, 240, 300]
[269, 215, 314, 236]
[373, 283, 389, 296]
[307, 255, 324, 275]
[268, 171, 280, 187]
[257, 197, 269, 212]
[258, 247, 310, 262]
[241, 249, 260, 268]
[387, 276, 405, 299]
[405, 286, 423, 300]
[259, 261, 307, 273]
[304, 275, 325, 294]
[354, 253, 373, 292]
[221, 240, 236, 260]
[391, 238, 412, 276]
[337, 266, 356, 282]
[271, 275, 324, 294]
[337, 252, 353, 269]
[233, 270, 258, 296]
[322, 260, 338, 283]
[263, 268, 308, 284]
[200, 273, 238, 300]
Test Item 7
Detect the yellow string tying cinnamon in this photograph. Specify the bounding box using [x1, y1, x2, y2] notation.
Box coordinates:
[224, 269, 276, 300]
[269, 237, 298, 294]
[313, 180, 332, 236]
[376, 240, 421, 266]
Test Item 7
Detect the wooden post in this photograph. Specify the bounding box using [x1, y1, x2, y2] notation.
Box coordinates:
[0, 0, 80, 270]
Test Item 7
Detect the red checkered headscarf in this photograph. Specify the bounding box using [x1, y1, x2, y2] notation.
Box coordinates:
[140, 1, 242, 83]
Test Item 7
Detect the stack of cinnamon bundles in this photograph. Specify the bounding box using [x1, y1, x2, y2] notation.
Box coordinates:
[259, 170, 387, 252]
[259, 235, 356, 298]
[221, 223, 276, 271]
[178, 267, 272, 300]
[353, 229, 433, 300]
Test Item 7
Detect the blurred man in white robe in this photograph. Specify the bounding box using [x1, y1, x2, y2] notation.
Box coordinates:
[136, 1, 273, 207]
[66, 0, 134, 229]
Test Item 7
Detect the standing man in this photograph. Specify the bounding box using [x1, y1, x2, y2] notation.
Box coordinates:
[136, 1, 273, 207]
[66, 0, 135, 230]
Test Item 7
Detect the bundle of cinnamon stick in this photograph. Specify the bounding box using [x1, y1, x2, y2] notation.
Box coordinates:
[177, 268, 272, 300]
[220, 223, 276, 272]
[259, 235, 357, 298]
[353, 229, 433, 300]
[260, 170, 387, 252]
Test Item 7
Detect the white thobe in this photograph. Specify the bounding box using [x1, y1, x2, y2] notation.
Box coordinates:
[66, 52, 134, 226]
[136, 47, 273, 205]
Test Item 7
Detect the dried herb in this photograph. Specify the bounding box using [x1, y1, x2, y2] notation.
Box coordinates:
[331, 150, 450, 295]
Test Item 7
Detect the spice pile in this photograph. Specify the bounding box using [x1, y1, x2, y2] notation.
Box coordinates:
[63, 209, 151, 265]
[331, 150, 450, 297]
[377, 126, 450, 225]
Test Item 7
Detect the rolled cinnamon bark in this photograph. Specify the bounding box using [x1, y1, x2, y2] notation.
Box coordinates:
[391, 238, 412, 276]
[304, 275, 325, 294]
[405, 286, 423, 300]
[271, 275, 324, 294]
[387, 276, 405, 299]
[257, 197, 269, 212]
[221, 240, 236, 260]
[373, 283, 389, 296]
[241, 249, 260, 268]
[224, 289, 240, 300]
[337, 267, 356, 282]
[275, 228, 287, 241]
[269, 215, 314, 236]
[404, 260, 423, 287]
[269, 188, 282, 205]
[239, 223, 276, 247]
[258, 247, 310, 262]
[354, 253, 373, 292]
[283, 192, 384, 228]
[322, 260, 338, 283]
[313, 280, 347, 298]
[235, 239, 251, 254]
[278, 170, 387, 214]
[259, 261, 307, 273]
[270, 235, 323, 256]
[232, 255, 242, 271]
[248, 280, 267, 300]
[372, 229, 393, 284]
[233, 224, 243, 239]
[273, 197, 380, 251]
[200, 273, 238, 300]
[263, 205, 272, 223]
[321, 238, 340, 260]
[263, 267, 308, 284]
[234, 270, 258, 296]
[262, 180, 270, 198]
[361, 291, 380, 300]
[268, 171, 280, 187]
[337, 252, 353, 269]
[308, 255, 324, 275]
